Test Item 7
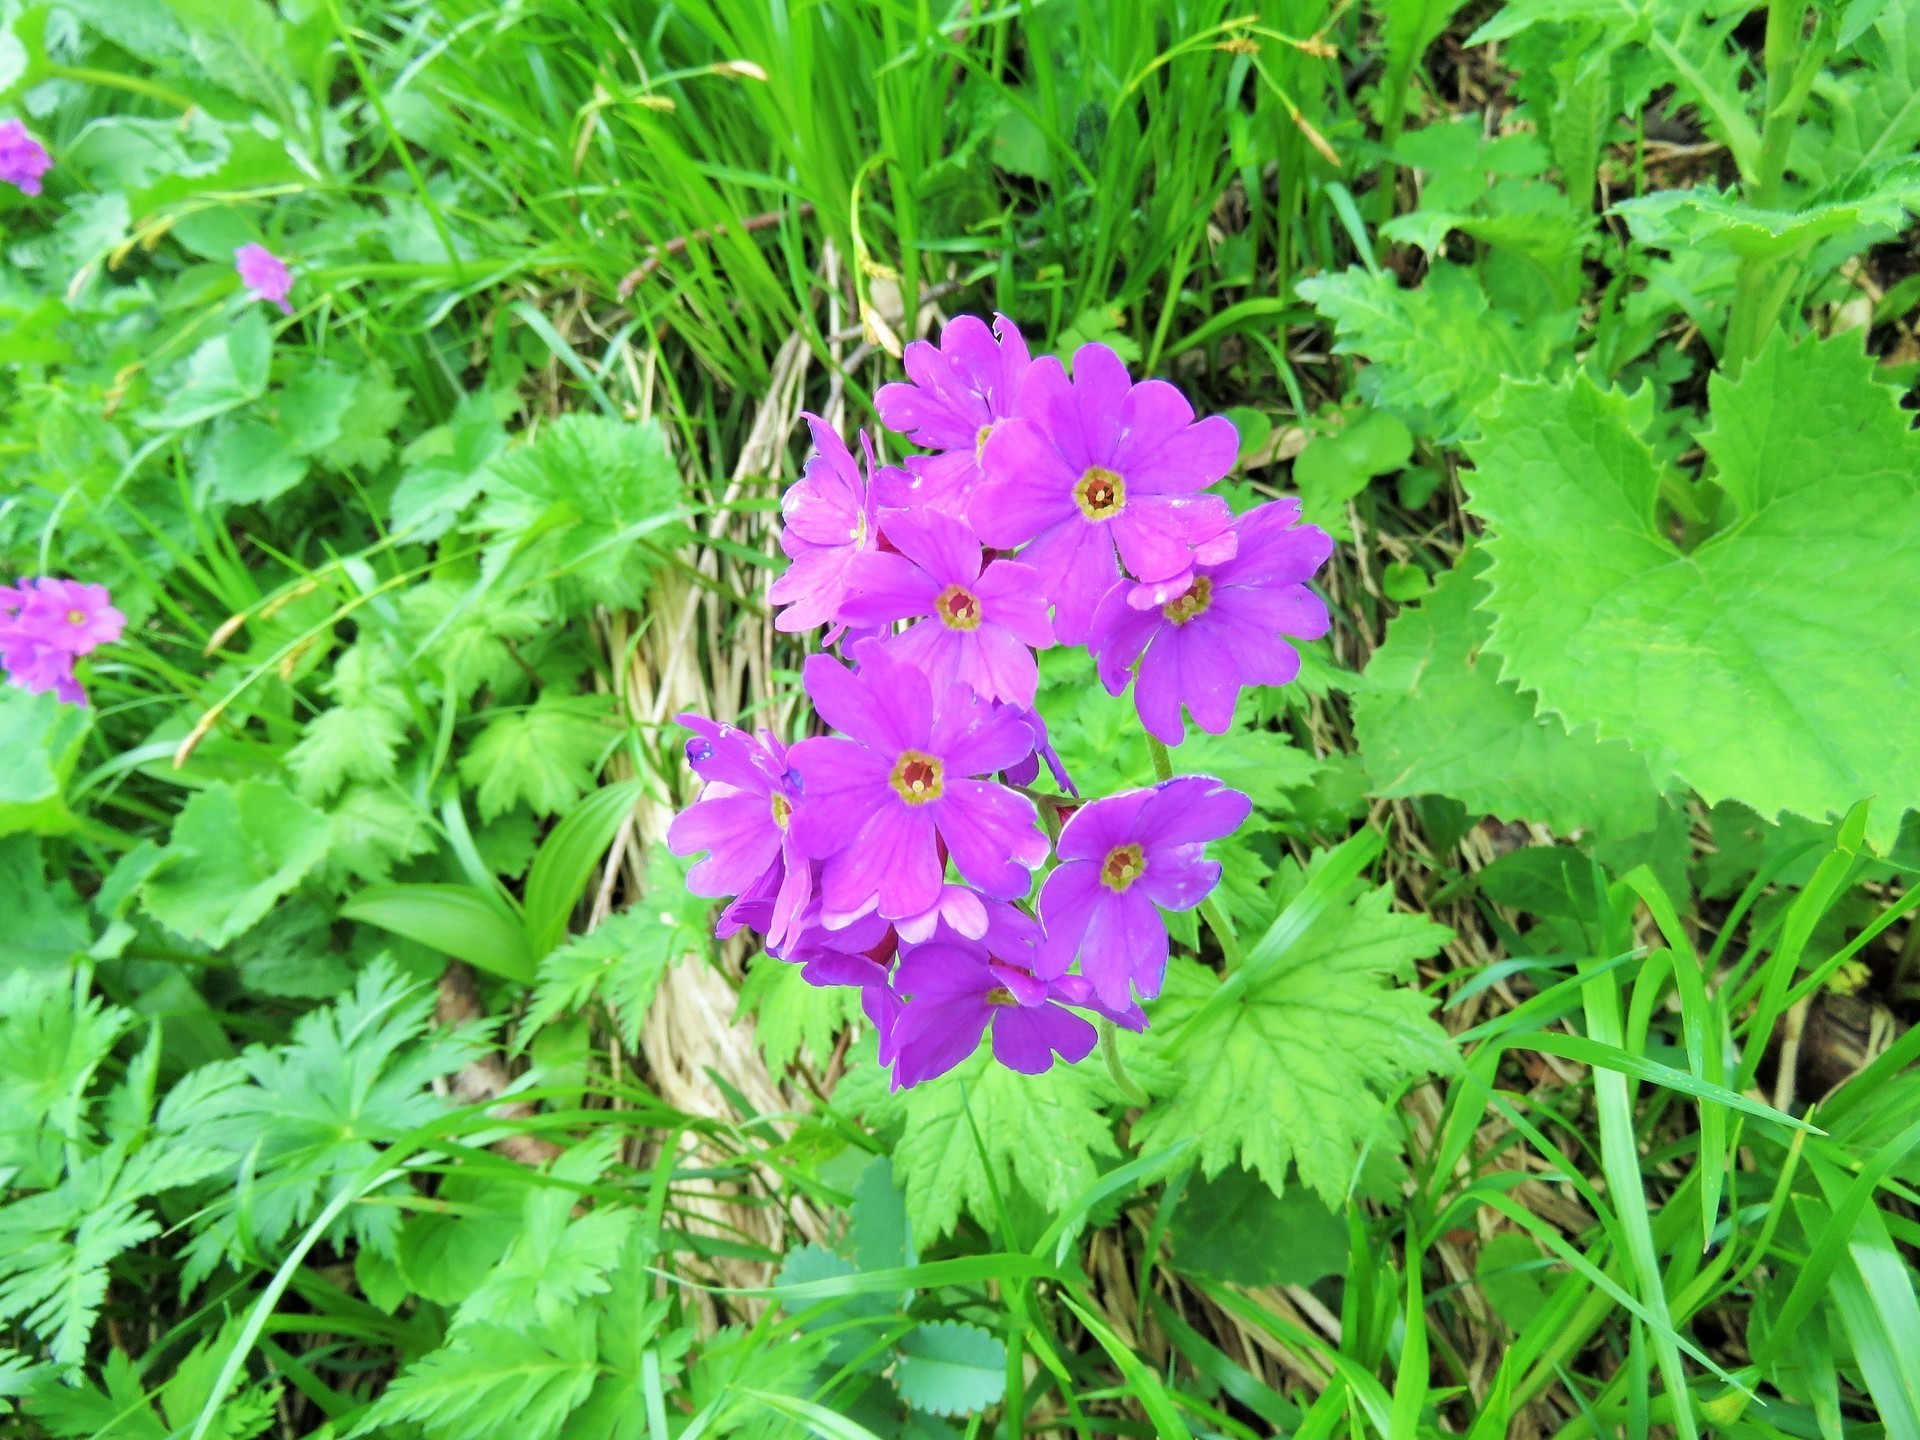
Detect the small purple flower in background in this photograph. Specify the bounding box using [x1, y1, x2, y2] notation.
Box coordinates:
[972, 343, 1240, 645]
[19, 578, 126, 654]
[1090, 499, 1332, 743]
[1036, 775, 1251, 1010]
[769, 415, 882, 641]
[837, 509, 1054, 707]
[235, 243, 294, 315]
[873, 313, 1031, 516]
[666, 714, 811, 950]
[0, 120, 52, 196]
[788, 643, 1047, 922]
[1, 577, 123, 708]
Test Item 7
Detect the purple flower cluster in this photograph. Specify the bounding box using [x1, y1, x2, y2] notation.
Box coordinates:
[671, 315, 1331, 1089]
[1, 578, 124, 707]
[0, 119, 51, 197]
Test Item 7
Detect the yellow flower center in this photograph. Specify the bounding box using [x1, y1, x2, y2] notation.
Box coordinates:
[1100, 842, 1147, 892]
[889, 750, 944, 806]
[770, 793, 792, 830]
[935, 584, 982, 632]
[850, 510, 868, 546]
[985, 985, 1017, 1006]
[976, 423, 995, 458]
[1073, 466, 1126, 521]
[66, 609, 86, 627]
[1161, 575, 1214, 626]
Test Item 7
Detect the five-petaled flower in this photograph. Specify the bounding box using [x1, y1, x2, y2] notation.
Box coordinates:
[788, 643, 1048, 923]
[838, 508, 1054, 707]
[1036, 776, 1252, 1010]
[873, 313, 1031, 518]
[972, 343, 1240, 645]
[768, 414, 883, 642]
[666, 714, 812, 950]
[1090, 499, 1333, 743]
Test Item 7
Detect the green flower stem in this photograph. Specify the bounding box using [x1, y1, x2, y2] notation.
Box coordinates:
[1100, 1020, 1151, 1108]
[44, 66, 196, 113]
[1725, 0, 1835, 370]
[1144, 733, 1243, 969]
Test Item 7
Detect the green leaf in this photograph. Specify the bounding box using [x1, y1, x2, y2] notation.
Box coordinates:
[199, 419, 307, 506]
[341, 884, 536, 984]
[0, 687, 87, 836]
[286, 702, 406, 802]
[893, 1320, 1006, 1417]
[139, 779, 330, 947]
[356, 1317, 599, 1440]
[474, 414, 690, 611]
[1611, 163, 1920, 260]
[1355, 549, 1663, 836]
[460, 693, 613, 821]
[740, 955, 864, 1071]
[1169, 1164, 1348, 1288]
[313, 365, 409, 473]
[1295, 263, 1569, 439]
[323, 786, 435, 886]
[166, 958, 485, 1282]
[523, 780, 642, 956]
[842, 1044, 1122, 1241]
[1463, 333, 1920, 846]
[0, 838, 90, 974]
[1130, 848, 1454, 1204]
[523, 887, 701, 1046]
[145, 310, 271, 430]
[1292, 408, 1412, 535]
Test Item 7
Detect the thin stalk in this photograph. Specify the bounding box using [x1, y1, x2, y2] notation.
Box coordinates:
[1724, 0, 1834, 369]
[1100, 1020, 1151, 1107]
[44, 65, 196, 112]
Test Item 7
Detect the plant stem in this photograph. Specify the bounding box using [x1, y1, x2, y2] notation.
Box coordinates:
[1724, 0, 1833, 371]
[1145, 734, 1245, 968]
[45, 65, 196, 112]
[1100, 1020, 1151, 1107]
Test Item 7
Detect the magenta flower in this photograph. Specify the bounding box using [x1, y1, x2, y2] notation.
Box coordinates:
[1, 578, 120, 708]
[1089, 500, 1332, 743]
[0, 632, 83, 705]
[788, 642, 1047, 922]
[885, 901, 1141, 1088]
[666, 714, 811, 950]
[235, 243, 294, 315]
[837, 509, 1053, 707]
[0, 120, 51, 197]
[873, 314, 1031, 516]
[769, 416, 884, 642]
[972, 344, 1240, 645]
[1001, 703, 1077, 795]
[17, 578, 125, 655]
[1035, 776, 1251, 1009]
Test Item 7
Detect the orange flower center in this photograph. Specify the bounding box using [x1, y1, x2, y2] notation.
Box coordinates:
[1073, 466, 1126, 521]
[1100, 842, 1147, 892]
[889, 750, 944, 806]
[935, 584, 982, 632]
[1161, 575, 1214, 626]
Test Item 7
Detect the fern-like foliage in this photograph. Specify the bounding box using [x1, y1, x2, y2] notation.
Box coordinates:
[166, 958, 489, 1288]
